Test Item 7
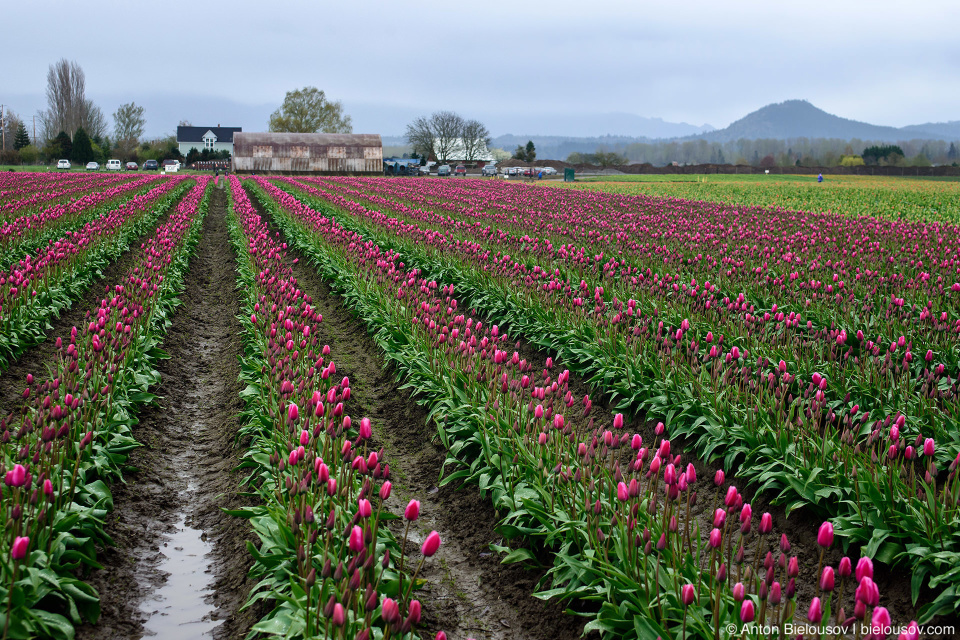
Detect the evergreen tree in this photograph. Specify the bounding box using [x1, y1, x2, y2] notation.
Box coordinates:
[949, 142, 958, 161]
[525, 140, 536, 162]
[13, 122, 30, 150]
[70, 127, 94, 164]
[52, 131, 72, 159]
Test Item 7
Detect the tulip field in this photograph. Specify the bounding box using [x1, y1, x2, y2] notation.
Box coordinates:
[2, 172, 959, 640]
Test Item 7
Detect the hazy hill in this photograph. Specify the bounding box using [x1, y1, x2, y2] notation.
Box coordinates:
[697, 100, 960, 143]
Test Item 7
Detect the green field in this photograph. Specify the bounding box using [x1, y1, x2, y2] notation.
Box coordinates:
[554, 173, 960, 223]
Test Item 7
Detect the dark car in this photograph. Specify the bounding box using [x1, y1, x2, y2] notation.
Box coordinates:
[454, 165, 467, 176]
[143, 159, 159, 170]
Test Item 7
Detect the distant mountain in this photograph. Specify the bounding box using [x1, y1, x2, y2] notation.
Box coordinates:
[697, 100, 960, 143]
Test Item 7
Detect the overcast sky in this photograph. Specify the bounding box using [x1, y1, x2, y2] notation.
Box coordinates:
[5, 1, 959, 139]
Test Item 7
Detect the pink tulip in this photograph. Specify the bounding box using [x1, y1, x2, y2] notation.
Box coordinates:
[923, 438, 935, 457]
[681, 583, 695, 606]
[349, 525, 364, 552]
[709, 528, 722, 548]
[408, 599, 422, 624]
[11, 536, 29, 560]
[331, 602, 345, 626]
[838, 556, 852, 577]
[807, 597, 823, 624]
[869, 606, 891, 639]
[359, 417, 373, 440]
[382, 597, 401, 624]
[817, 521, 834, 548]
[6, 464, 27, 488]
[821, 566, 835, 591]
[740, 599, 754, 623]
[379, 481, 392, 500]
[422, 530, 441, 556]
[358, 498, 372, 518]
[856, 556, 874, 581]
[287, 403, 299, 423]
[759, 512, 772, 534]
[401, 500, 419, 522]
[617, 482, 629, 502]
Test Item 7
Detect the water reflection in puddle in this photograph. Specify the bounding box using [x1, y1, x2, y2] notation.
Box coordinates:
[140, 514, 221, 639]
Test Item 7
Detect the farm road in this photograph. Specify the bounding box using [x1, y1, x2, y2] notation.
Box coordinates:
[76, 186, 260, 640]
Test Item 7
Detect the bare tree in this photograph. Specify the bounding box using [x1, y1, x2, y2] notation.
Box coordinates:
[460, 119, 491, 162]
[404, 115, 435, 160]
[2, 109, 22, 151]
[38, 59, 106, 143]
[113, 102, 145, 155]
[82, 100, 107, 140]
[430, 111, 464, 163]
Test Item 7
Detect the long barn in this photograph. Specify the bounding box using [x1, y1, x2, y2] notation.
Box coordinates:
[231, 132, 383, 174]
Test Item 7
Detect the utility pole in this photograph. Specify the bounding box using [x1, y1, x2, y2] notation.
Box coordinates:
[1, 105, 5, 152]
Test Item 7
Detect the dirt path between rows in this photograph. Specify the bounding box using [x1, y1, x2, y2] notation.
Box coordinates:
[75, 186, 260, 640]
[256, 200, 591, 640]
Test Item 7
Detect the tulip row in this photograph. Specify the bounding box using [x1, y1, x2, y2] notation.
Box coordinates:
[223, 175, 439, 640]
[0, 174, 160, 270]
[269, 176, 960, 623]
[247, 176, 912, 639]
[0, 178, 211, 640]
[311, 176, 959, 377]
[0, 177, 189, 372]
[326, 175, 959, 369]
[0, 173, 121, 215]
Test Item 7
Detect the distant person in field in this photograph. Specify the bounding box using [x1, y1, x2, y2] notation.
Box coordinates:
[818, 173, 823, 183]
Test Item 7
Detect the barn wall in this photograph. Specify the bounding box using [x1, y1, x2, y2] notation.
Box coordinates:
[232, 133, 383, 175]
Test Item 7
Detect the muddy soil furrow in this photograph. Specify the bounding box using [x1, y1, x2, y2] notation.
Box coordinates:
[0, 197, 183, 423]
[76, 187, 260, 640]
[256, 210, 589, 639]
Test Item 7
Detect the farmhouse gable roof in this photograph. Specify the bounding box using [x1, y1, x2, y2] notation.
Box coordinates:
[177, 126, 242, 143]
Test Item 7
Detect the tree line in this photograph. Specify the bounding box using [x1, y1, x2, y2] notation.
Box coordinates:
[1, 59, 184, 167]
[405, 111, 491, 164]
[571, 137, 959, 168]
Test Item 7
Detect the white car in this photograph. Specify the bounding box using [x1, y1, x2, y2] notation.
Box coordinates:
[57, 159, 71, 170]
[106, 159, 123, 171]
[85, 162, 99, 171]
[481, 164, 498, 177]
[541, 166, 558, 175]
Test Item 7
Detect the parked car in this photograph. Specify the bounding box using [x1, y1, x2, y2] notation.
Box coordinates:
[522, 167, 536, 177]
[85, 161, 99, 171]
[143, 159, 159, 171]
[419, 165, 431, 176]
[481, 164, 498, 177]
[126, 161, 138, 171]
[57, 159, 71, 170]
[106, 159, 122, 171]
[161, 159, 180, 171]
[437, 164, 451, 177]
[454, 165, 467, 176]
[541, 166, 558, 175]
[506, 167, 522, 176]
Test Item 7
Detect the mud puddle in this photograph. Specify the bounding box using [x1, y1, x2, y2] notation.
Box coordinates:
[76, 186, 260, 640]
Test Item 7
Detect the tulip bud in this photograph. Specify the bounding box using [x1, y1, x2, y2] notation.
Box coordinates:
[422, 530, 441, 557]
[817, 521, 834, 548]
[807, 597, 823, 624]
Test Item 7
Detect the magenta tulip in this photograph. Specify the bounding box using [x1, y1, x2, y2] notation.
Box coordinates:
[11, 536, 29, 560]
[422, 530, 441, 557]
[817, 521, 834, 548]
[405, 499, 420, 521]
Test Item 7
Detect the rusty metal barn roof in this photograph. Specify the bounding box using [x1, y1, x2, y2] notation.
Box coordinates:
[233, 132, 382, 147]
